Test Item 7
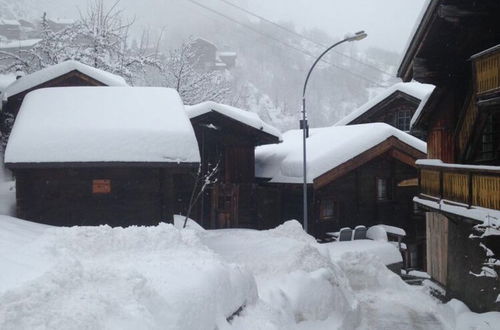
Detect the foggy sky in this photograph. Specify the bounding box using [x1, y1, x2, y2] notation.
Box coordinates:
[247, 0, 427, 53]
[26, 0, 427, 55]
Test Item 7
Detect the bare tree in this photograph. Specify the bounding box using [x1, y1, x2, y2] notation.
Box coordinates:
[0, 0, 162, 84]
[162, 38, 231, 105]
[183, 161, 219, 229]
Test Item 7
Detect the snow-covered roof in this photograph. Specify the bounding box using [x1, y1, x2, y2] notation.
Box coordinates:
[255, 123, 426, 184]
[409, 83, 436, 129]
[5, 87, 201, 164]
[0, 19, 20, 26]
[218, 51, 237, 57]
[186, 101, 281, 139]
[334, 82, 435, 126]
[2, 60, 128, 100]
[0, 38, 40, 50]
[48, 18, 76, 25]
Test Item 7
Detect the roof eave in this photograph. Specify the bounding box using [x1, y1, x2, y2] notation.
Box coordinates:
[397, 0, 440, 81]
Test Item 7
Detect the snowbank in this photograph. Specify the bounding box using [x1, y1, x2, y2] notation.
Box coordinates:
[255, 123, 426, 183]
[0, 217, 256, 330]
[1, 217, 498, 329]
[324, 240, 402, 266]
[2, 60, 127, 100]
[186, 101, 281, 139]
[5, 87, 201, 164]
[445, 299, 500, 330]
[202, 221, 359, 328]
[334, 82, 435, 127]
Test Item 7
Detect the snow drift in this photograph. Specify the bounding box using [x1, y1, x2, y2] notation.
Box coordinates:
[0, 217, 256, 330]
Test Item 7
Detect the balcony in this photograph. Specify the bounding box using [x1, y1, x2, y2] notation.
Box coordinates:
[417, 160, 500, 212]
[472, 44, 500, 103]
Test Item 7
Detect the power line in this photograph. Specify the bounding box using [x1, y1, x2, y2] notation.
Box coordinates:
[217, 0, 395, 78]
[185, 0, 387, 87]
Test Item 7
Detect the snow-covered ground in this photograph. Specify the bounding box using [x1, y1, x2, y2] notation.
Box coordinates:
[0, 216, 499, 330]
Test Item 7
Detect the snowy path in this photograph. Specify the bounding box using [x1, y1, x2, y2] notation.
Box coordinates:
[202, 226, 451, 330]
[354, 290, 446, 330]
[1, 216, 498, 329]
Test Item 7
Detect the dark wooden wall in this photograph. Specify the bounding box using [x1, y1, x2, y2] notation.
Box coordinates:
[190, 112, 278, 229]
[258, 153, 425, 267]
[13, 166, 194, 227]
[313, 154, 420, 237]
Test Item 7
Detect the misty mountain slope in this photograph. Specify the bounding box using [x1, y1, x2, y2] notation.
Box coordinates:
[1, 0, 400, 132]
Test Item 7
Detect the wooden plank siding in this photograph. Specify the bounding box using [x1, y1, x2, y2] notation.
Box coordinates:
[443, 172, 469, 204]
[426, 212, 448, 286]
[420, 169, 441, 197]
[427, 127, 454, 162]
[455, 96, 479, 159]
[474, 48, 500, 95]
[473, 175, 500, 210]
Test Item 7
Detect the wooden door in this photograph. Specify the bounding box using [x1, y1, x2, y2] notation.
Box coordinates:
[211, 183, 239, 228]
[426, 212, 449, 285]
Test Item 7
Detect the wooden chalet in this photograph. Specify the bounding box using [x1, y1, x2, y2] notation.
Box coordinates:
[4, 87, 200, 227]
[398, 0, 500, 312]
[335, 82, 435, 137]
[0, 19, 21, 40]
[1, 60, 128, 146]
[255, 123, 427, 269]
[186, 101, 281, 229]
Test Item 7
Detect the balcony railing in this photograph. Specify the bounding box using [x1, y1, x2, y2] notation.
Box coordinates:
[473, 44, 500, 97]
[418, 160, 500, 210]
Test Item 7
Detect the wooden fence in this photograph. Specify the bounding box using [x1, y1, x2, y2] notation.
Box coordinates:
[419, 163, 500, 210]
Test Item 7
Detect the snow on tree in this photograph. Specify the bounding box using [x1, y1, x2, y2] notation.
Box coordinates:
[0, 0, 161, 84]
[161, 38, 231, 105]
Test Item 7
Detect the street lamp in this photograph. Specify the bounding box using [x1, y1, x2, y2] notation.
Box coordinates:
[301, 30, 367, 233]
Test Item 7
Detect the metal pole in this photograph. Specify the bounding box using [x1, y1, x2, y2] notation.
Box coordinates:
[302, 97, 308, 232]
[301, 34, 366, 233]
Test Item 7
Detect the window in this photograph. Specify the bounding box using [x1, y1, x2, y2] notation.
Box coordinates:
[376, 178, 388, 201]
[320, 198, 338, 220]
[478, 113, 499, 162]
[396, 110, 412, 131]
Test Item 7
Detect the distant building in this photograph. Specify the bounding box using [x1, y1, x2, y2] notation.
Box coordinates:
[191, 38, 237, 71]
[334, 82, 435, 138]
[46, 18, 76, 32]
[217, 52, 237, 69]
[0, 19, 21, 40]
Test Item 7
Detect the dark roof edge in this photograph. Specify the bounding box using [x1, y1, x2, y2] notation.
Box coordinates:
[397, 0, 440, 80]
[5, 161, 200, 169]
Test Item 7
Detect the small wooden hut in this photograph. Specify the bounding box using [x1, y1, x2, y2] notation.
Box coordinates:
[4, 87, 200, 226]
[186, 101, 280, 229]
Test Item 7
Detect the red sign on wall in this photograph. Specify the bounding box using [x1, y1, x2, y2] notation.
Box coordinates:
[92, 179, 111, 194]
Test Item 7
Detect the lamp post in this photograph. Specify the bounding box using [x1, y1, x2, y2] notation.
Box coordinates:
[301, 30, 367, 233]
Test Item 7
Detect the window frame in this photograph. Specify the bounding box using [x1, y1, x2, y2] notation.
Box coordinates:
[319, 197, 339, 221]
